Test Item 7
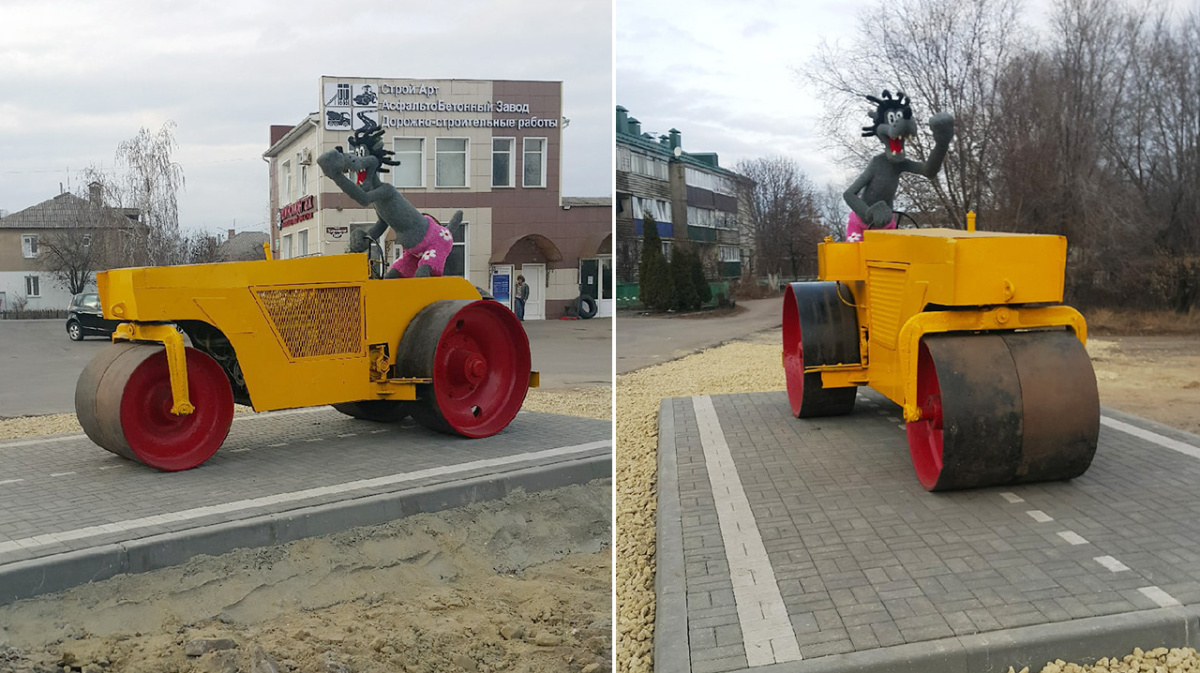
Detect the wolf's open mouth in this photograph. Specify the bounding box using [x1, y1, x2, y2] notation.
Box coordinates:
[889, 138, 904, 154]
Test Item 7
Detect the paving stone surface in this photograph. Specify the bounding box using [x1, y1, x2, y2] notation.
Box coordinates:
[660, 389, 1200, 672]
[0, 408, 610, 568]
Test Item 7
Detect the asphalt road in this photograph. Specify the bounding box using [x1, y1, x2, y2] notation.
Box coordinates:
[0, 316, 612, 418]
[615, 297, 783, 374]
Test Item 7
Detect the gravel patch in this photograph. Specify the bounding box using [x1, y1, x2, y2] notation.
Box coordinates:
[615, 341, 784, 673]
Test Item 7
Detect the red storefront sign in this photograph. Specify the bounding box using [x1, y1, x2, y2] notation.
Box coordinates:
[280, 195, 315, 227]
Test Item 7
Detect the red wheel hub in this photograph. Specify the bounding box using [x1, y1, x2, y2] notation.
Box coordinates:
[906, 341, 945, 490]
[119, 348, 234, 471]
[782, 284, 805, 416]
[428, 301, 530, 437]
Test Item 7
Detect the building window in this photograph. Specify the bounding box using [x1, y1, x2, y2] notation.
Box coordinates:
[299, 162, 309, 196]
[82, 234, 92, 248]
[444, 221, 469, 280]
[435, 138, 468, 188]
[24, 276, 39, 297]
[523, 138, 546, 188]
[297, 229, 309, 257]
[633, 196, 671, 224]
[662, 241, 672, 262]
[21, 234, 38, 258]
[393, 137, 424, 188]
[688, 206, 736, 229]
[282, 161, 293, 202]
[492, 137, 515, 188]
[618, 146, 668, 180]
[719, 245, 741, 262]
[281, 234, 293, 260]
[685, 167, 736, 196]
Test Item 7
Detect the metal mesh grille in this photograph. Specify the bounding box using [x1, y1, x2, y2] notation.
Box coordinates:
[257, 286, 361, 358]
[869, 266, 906, 348]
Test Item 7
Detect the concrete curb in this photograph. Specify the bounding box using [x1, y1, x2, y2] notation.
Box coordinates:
[1101, 405, 1200, 446]
[741, 605, 1200, 673]
[655, 398, 690, 673]
[0, 453, 610, 606]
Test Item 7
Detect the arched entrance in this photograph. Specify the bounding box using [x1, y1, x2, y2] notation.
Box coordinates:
[494, 234, 565, 321]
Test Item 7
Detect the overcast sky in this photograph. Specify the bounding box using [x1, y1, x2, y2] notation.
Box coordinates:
[0, 0, 612, 236]
[616, 0, 1193, 193]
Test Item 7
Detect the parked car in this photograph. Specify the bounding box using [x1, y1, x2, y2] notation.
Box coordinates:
[66, 292, 121, 341]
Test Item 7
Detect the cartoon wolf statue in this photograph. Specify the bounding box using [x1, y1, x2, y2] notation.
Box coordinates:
[318, 124, 462, 278]
[843, 90, 954, 241]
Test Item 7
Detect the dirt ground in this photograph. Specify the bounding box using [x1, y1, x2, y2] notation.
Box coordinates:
[0, 388, 613, 673]
[1085, 336, 1200, 434]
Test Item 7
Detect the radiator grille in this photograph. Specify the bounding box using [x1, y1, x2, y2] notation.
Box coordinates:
[257, 286, 361, 358]
[869, 266, 906, 348]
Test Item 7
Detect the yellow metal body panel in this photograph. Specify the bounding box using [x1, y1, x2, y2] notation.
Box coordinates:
[97, 254, 482, 412]
[812, 228, 1087, 420]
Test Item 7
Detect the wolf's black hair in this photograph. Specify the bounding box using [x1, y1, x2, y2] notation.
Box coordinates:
[861, 90, 913, 138]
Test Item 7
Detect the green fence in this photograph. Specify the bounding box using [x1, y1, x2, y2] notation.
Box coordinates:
[617, 281, 732, 310]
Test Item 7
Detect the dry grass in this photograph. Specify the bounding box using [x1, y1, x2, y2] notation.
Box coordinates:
[1084, 308, 1200, 336]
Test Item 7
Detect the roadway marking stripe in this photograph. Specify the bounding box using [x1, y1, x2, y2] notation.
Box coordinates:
[692, 395, 801, 666]
[1095, 556, 1130, 572]
[49, 472, 75, 478]
[999, 492, 1024, 504]
[1058, 531, 1089, 545]
[0, 478, 23, 485]
[0, 439, 610, 559]
[1027, 510, 1053, 523]
[1101, 417, 1200, 460]
[1139, 586, 1181, 608]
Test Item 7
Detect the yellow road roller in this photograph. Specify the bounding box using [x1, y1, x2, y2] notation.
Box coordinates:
[75, 252, 534, 471]
[783, 219, 1099, 491]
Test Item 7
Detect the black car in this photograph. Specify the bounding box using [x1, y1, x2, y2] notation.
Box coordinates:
[66, 292, 121, 341]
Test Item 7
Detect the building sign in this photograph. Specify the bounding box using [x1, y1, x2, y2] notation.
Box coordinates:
[280, 195, 315, 228]
[321, 78, 558, 131]
[324, 226, 349, 242]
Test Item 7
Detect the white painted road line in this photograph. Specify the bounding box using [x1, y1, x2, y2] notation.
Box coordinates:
[1102, 417, 1200, 461]
[0, 439, 610, 560]
[1095, 556, 1131, 573]
[1000, 492, 1024, 504]
[692, 396, 802, 666]
[1027, 510, 1053, 523]
[1058, 531, 1089, 545]
[1139, 586, 1181, 608]
[48, 472, 75, 478]
[268, 443, 288, 448]
[337, 433, 357, 438]
[0, 478, 24, 485]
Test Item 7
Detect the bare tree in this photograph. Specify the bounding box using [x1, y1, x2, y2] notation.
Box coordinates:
[37, 182, 144, 295]
[736, 157, 830, 280]
[114, 122, 187, 266]
[805, 0, 1024, 225]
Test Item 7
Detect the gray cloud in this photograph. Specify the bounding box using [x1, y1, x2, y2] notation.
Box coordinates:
[0, 0, 612, 234]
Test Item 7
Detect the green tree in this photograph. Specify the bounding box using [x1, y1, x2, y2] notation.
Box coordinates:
[690, 249, 712, 306]
[638, 214, 673, 312]
[670, 246, 698, 311]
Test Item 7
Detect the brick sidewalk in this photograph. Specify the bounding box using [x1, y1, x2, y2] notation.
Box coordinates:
[0, 408, 610, 602]
[656, 390, 1200, 673]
